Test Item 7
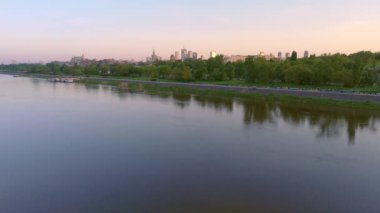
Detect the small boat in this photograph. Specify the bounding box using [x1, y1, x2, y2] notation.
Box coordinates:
[48, 77, 76, 83]
[62, 78, 75, 83]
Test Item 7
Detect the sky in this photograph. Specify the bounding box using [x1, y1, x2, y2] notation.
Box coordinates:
[0, 0, 379, 63]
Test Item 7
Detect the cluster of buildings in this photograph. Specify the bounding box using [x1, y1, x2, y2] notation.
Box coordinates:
[277, 50, 310, 60]
[210, 51, 217, 59]
[69, 54, 93, 66]
[148, 49, 222, 63]
[69, 54, 122, 66]
[146, 50, 162, 63]
[5, 49, 312, 66]
[169, 49, 199, 62]
[225, 55, 250, 63]
[147, 49, 311, 64]
[51, 54, 135, 67]
[225, 50, 310, 63]
[61, 50, 312, 66]
[49, 54, 93, 66]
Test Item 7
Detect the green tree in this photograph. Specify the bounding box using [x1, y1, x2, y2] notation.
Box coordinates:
[234, 61, 245, 80]
[100, 64, 110, 76]
[291, 51, 298, 61]
[170, 64, 193, 82]
[244, 57, 257, 82]
[207, 55, 226, 81]
[225, 63, 235, 80]
[192, 61, 208, 81]
[284, 64, 312, 84]
[84, 64, 99, 76]
[157, 65, 171, 79]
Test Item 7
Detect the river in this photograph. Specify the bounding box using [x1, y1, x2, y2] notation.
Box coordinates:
[0, 74, 379, 213]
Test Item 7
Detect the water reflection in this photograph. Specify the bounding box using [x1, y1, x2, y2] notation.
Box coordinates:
[121, 83, 379, 144]
[1, 76, 377, 213]
[240, 100, 276, 124]
[194, 95, 234, 112]
[29, 79, 380, 144]
[276, 103, 379, 144]
[172, 93, 192, 109]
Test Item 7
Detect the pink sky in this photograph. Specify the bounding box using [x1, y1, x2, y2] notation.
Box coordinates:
[0, 0, 379, 63]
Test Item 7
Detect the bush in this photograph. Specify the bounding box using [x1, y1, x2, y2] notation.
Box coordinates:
[284, 64, 312, 84]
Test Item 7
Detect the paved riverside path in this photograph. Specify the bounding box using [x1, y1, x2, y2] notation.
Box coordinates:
[2, 72, 379, 103]
[85, 77, 380, 103]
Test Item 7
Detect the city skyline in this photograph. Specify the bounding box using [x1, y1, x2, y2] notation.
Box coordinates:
[1, 0, 380, 63]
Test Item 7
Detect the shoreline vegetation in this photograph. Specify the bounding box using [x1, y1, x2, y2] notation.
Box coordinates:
[79, 78, 380, 111]
[1, 50, 380, 109]
[1, 51, 380, 92]
[4, 72, 379, 111]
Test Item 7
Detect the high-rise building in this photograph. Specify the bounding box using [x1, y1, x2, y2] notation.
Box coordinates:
[174, 48, 199, 61]
[210, 51, 217, 59]
[192, 52, 198, 60]
[170, 54, 175, 61]
[175, 51, 180, 61]
[226, 55, 248, 63]
[278, 52, 283, 60]
[146, 49, 161, 63]
[181, 49, 187, 61]
[187, 51, 193, 59]
[304, 50, 309, 59]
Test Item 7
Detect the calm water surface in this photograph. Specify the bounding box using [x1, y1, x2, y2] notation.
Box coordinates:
[0, 75, 380, 213]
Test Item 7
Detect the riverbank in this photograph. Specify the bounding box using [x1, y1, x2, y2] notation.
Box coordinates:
[2, 72, 380, 109]
[78, 76, 380, 103]
[78, 78, 380, 111]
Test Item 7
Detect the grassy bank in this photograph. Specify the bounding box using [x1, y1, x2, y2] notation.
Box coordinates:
[3, 71, 380, 93]
[198, 80, 380, 93]
[83, 75, 380, 93]
[78, 78, 380, 111]
[3, 71, 380, 110]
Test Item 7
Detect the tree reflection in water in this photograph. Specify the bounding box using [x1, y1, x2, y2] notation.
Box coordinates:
[184, 95, 377, 144]
[90, 82, 380, 144]
[238, 99, 379, 144]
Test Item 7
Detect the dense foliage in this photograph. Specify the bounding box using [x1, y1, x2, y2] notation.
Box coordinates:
[2, 51, 380, 87]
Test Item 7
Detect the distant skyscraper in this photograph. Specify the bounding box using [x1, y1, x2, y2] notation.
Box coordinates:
[278, 52, 283, 60]
[170, 54, 175, 61]
[146, 49, 161, 63]
[175, 51, 180, 61]
[226, 55, 248, 63]
[304, 50, 309, 59]
[187, 51, 193, 59]
[174, 48, 199, 61]
[210, 51, 217, 59]
[192, 52, 198, 60]
[181, 49, 187, 61]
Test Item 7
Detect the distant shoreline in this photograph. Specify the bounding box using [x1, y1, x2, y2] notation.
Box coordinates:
[3, 72, 380, 104]
[86, 76, 380, 102]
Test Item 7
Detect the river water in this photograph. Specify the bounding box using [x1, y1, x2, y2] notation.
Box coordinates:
[0, 75, 379, 213]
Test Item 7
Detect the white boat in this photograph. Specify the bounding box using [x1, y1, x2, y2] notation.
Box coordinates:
[49, 77, 76, 83]
[62, 78, 75, 83]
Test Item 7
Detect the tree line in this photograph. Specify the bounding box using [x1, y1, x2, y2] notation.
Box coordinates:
[1, 51, 380, 87]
